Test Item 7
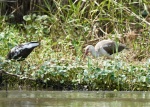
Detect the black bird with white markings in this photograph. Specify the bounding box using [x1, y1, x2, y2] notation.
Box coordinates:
[83, 39, 128, 59]
[7, 41, 40, 61]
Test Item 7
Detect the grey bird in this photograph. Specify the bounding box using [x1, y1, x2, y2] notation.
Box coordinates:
[83, 39, 128, 59]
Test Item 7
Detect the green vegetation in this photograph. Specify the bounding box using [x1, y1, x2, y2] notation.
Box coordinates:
[0, 0, 150, 91]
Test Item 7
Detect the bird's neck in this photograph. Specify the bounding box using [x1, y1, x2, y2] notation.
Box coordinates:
[90, 47, 99, 57]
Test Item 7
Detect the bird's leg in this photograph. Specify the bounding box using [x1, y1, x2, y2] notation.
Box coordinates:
[100, 56, 106, 60]
[5, 74, 8, 92]
[20, 61, 25, 75]
[19, 62, 23, 75]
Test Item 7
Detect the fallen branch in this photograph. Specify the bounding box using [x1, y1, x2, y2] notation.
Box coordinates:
[0, 69, 35, 80]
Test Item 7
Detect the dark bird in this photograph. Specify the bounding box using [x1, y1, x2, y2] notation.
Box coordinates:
[6, 41, 40, 61]
[83, 39, 128, 59]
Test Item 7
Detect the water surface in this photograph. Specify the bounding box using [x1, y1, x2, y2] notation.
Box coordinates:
[0, 91, 149, 107]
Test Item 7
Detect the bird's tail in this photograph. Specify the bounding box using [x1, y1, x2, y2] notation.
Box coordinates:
[125, 47, 129, 50]
[119, 43, 129, 50]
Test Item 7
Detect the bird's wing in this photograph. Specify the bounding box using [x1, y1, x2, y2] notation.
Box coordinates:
[102, 42, 117, 55]
[10, 45, 24, 59]
[95, 40, 113, 50]
[117, 43, 126, 52]
[103, 42, 126, 55]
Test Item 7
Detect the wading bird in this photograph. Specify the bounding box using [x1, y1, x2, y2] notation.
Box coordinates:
[6, 41, 40, 61]
[83, 39, 128, 59]
[4, 41, 40, 91]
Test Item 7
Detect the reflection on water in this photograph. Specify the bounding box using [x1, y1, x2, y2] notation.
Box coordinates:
[0, 91, 150, 107]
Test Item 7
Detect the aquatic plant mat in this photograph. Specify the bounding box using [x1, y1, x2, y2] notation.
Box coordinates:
[1, 58, 150, 91]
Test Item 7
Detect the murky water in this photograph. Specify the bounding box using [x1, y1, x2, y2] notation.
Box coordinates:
[0, 91, 150, 107]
